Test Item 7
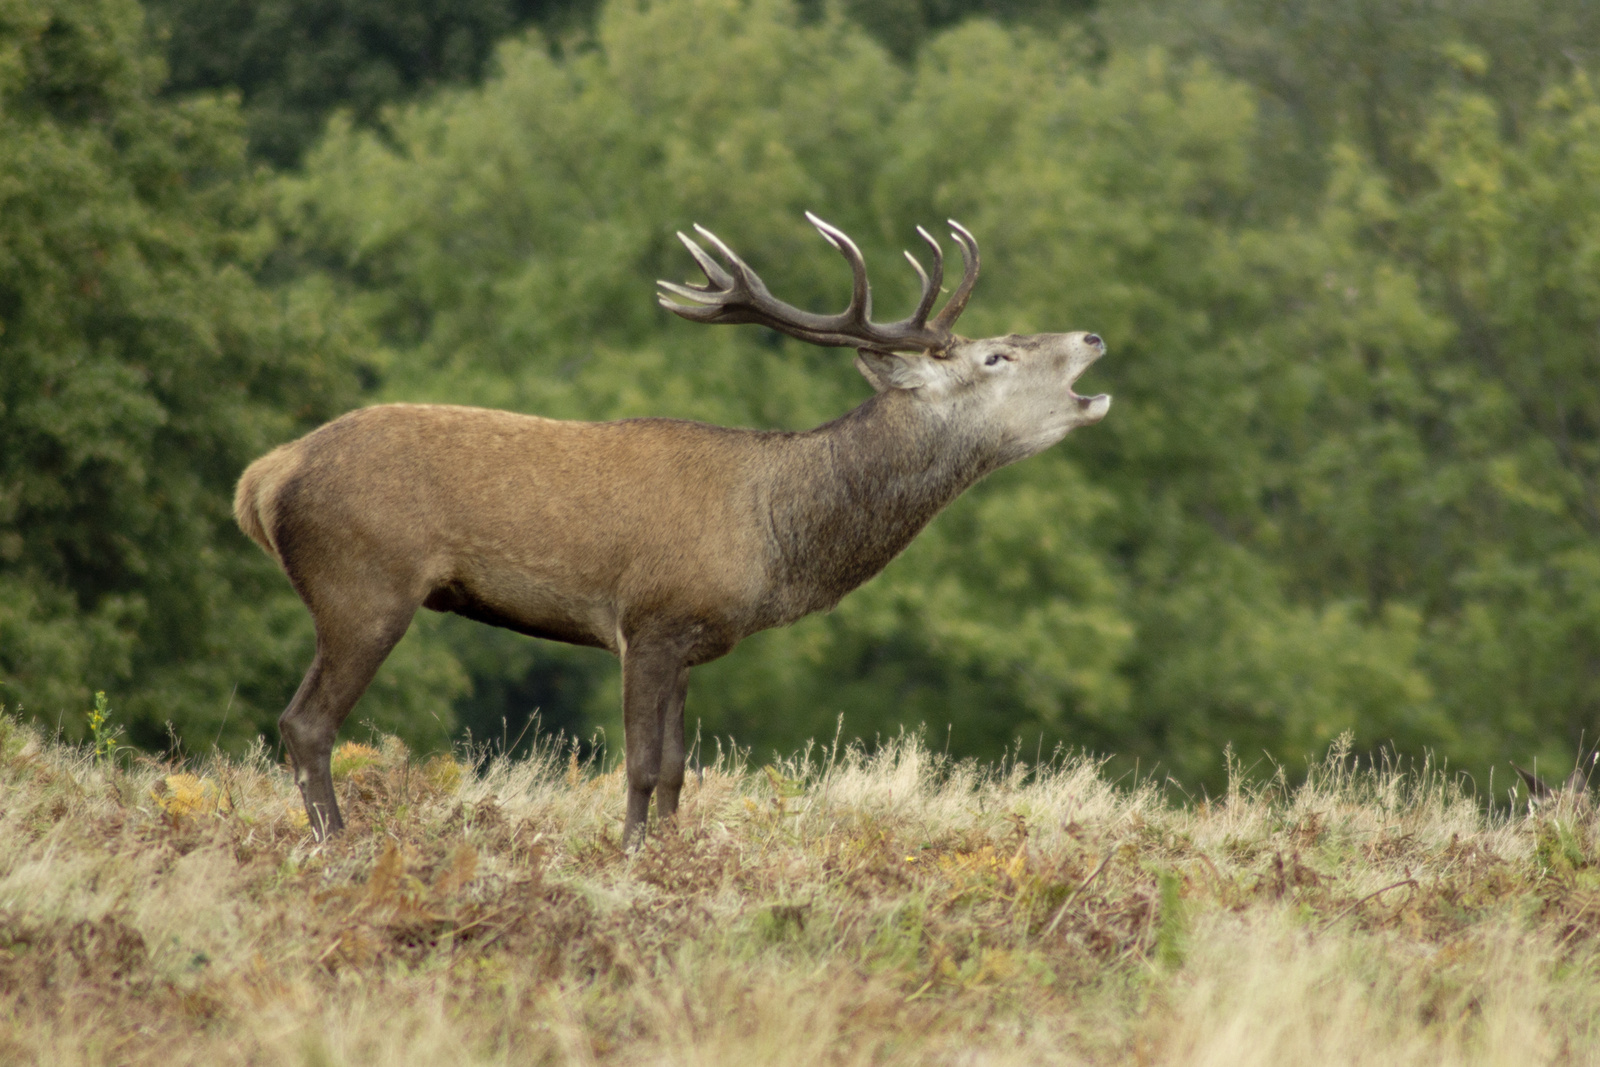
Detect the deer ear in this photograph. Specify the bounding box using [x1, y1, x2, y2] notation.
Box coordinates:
[854, 350, 940, 393]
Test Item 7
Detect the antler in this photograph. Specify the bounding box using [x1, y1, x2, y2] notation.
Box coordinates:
[657, 213, 980, 355]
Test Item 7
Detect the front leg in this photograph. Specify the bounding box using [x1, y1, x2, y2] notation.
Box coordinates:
[654, 663, 691, 823]
[620, 642, 688, 848]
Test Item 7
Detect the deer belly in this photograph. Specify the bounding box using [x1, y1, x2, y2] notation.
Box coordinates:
[422, 577, 616, 652]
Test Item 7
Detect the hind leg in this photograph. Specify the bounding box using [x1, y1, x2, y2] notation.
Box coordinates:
[280, 605, 415, 838]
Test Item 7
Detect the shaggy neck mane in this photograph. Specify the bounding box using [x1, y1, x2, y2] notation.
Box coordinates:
[764, 389, 996, 612]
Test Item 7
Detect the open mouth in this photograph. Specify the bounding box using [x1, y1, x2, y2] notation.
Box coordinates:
[1067, 370, 1110, 412]
[1070, 387, 1101, 409]
[1066, 335, 1110, 416]
[1067, 371, 1112, 417]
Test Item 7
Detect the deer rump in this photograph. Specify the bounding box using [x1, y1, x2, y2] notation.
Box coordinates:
[236, 214, 1111, 846]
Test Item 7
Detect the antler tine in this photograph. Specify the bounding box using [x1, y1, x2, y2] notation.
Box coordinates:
[675, 230, 734, 290]
[929, 219, 980, 331]
[805, 211, 871, 324]
[903, 250, 927, 287]
[658, 230, 739, 319]
[692, 223, 776, 300]
[905, 225, 944, 327]
[656, 283, 730, 319]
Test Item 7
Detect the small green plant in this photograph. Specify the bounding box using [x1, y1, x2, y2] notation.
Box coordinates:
[1154, 869, 1190, 970]
[87, 691, 122, 763]
[751, 903, 809, 945]
[1533, 817, 1592, 877]
[330, 740, 384, 779]
[0, 709, 26, 762]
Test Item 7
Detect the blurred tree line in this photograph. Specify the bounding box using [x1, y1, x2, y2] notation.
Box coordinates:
[4, 0, 1599, 790]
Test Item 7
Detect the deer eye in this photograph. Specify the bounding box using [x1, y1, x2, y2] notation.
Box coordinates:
[984, 352, 1005, 366]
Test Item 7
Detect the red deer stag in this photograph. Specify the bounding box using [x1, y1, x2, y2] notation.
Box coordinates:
[234, 214, 1110, 845]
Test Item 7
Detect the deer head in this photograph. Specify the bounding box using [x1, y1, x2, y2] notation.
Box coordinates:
[658, 212, 1111, 465]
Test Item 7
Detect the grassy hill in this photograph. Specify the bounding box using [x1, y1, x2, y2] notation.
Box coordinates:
[1, 713, 1597, 1064]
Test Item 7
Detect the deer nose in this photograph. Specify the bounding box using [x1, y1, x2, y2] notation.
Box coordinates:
[1084, 334, 1104, 349]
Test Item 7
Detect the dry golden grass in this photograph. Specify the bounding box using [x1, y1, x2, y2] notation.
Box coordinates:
[2, 713, 1598, 1065]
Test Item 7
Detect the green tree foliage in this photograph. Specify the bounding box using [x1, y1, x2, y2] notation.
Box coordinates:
[0, 0, 461, 752]
[142, 0, 587, 166]
[1309, 80, 1600, 770]
[840, 0, 1094, 62]
[140, 0, 1099, 167]
[1104, 0, 1600, 203]
[1110, 0, 1600, 773]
